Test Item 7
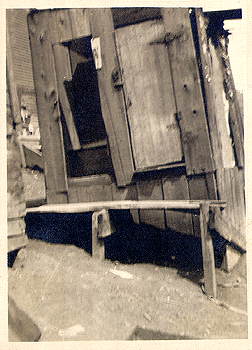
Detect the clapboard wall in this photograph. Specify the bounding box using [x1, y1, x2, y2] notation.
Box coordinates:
[6, 9, 39, 130]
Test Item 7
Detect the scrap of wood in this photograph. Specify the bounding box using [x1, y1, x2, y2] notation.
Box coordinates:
[214, 211, 246, 251]
[207, 296, 248, 317]
[217, 282, 246, 288]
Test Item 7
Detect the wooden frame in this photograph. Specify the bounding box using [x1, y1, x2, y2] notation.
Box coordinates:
[27, 199, 226, 298]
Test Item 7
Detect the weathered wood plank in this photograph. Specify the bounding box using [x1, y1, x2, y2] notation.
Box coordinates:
[68, 174, 112, 188]
[67, 187, 79, 203]
[111, 183, 139, 223]
[22, 144, 43, 169]
[205, 172, 218, 200]
[69, 8, 91, 39]
[162, 175, 193, 235]
[195, 10, 235, 169]
[86, 184, 113, 202]
[53, 44, 81, 150]
[27, 11, 68, 204]
[112, 7, 161, 28]
[200, 203, 217, 299]
[8, 235, 28, 253]
[137, 179, 165, 229]
[162, 8, 214, 175]
[27, 199, 226, 214]
[194, 10, 222, 170]
[49, 9, 73, 44]
[115, 19, 182, 170]
[188, 174, 210, 237]
[8, 218, 26, 237]
[229, 99, 244, 167]
[76, 186, 90, 203]
[213, 212, 246, 250]
[215, 168, 246, 249]
[89, 8, 134, 187]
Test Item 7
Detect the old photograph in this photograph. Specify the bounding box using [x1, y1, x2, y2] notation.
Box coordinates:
[6, 5, 248, 345]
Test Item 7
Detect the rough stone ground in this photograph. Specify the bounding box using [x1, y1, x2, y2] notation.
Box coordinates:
[7, 169, 248, 342]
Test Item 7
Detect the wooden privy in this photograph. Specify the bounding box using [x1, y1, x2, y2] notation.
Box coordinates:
[27, 8, 245, 272]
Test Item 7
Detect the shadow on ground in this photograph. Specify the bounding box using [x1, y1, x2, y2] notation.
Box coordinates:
[128, 326, 194, 340]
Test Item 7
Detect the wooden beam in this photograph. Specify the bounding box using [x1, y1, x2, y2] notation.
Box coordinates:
[200, 202, 217, 299]
[92, 210, 106, 259]
[49, 9, 73, 44]
[112, 7, 162, 28]
[204, 9, 242, 21]
[8, 235, 28, 253]
[26, 199, 226, 214]
[161, 8, 215, 175]
[89, 8, 135, 187]
[27, 11, 68, 204]
[194, 9, 223, 170]
[214, 168, 246, 251]
[213, 212, 246, 250]
[53, 44, 81, 150]
[69, 8, 91, 39]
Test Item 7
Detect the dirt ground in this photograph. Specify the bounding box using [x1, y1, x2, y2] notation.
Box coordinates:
[8, 169, 248, 342]
[8, 239, 247, 341]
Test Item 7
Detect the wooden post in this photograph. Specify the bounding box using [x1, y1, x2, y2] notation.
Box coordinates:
[200, 203, 216, 299]
[53, 44, 81, 151]
[89, 8, 135, 187]
[92, 209, 111, 260]
[27, 11, 68, 204]
[161, 8, 215, 176]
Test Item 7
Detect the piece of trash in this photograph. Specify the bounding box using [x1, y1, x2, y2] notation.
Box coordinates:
[109, 269, 134, 279]
[207, 296, 248, 317]
[58, 324, 85, 338]
[217, 282, 246, 288]
[143, 313, 151, 322]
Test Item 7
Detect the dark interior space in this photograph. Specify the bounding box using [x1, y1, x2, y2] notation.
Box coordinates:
[61, 37, 113, 178]
[68, 60, 107, 145]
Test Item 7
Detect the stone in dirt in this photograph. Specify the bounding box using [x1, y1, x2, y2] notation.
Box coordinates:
[58, 324, 85, 338]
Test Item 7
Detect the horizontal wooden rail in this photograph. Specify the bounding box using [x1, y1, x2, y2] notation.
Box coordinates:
[26, 200, 226, 214]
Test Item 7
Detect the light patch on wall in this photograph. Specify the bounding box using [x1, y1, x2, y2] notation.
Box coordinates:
[224, 19, 246, 93]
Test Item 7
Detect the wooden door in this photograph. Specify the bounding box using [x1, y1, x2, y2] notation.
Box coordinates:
[115, 19, 183, 171]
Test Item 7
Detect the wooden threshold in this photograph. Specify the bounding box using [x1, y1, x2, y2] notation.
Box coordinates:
[81, 139, 108, 150]
[68, 174, 112, 187]
[135, 162, 186, 174]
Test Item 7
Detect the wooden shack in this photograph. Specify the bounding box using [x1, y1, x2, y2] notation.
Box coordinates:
[27, 8, 245, 269]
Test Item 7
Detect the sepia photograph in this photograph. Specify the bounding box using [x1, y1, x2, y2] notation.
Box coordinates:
[5, 3, 249, 347]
